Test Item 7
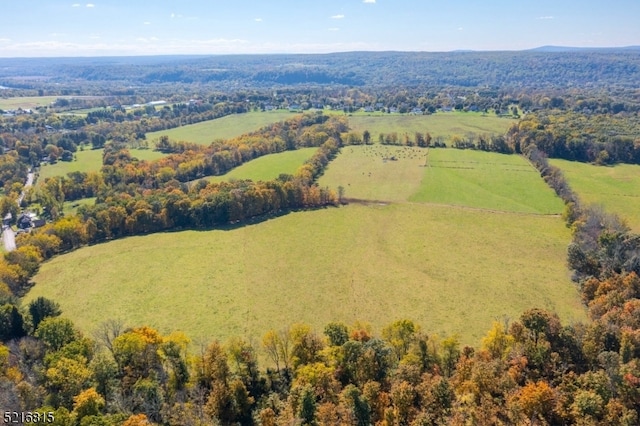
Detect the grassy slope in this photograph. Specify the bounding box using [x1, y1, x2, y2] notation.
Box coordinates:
[146, 111, 297, 145]
[0, 96, 59, 109]
[319, 146, 564, 214]
[30, 145, 586, 345]
[346, 111, 514, 138]
[29, 203, 585, 346]
[63, 197, 97, 216]
[412, 149, 564, 214]
[37, 148, 165, 181]
[318, 145, 427, 202]
[550, 159, 640, 232]
[207, 148, 318, 183]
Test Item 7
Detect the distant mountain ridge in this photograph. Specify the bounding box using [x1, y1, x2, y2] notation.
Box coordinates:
[1, 48, 639, 89]
[528, 45, 640, 53]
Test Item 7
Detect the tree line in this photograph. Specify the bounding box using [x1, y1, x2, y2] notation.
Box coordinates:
[508, 111, 640, 165]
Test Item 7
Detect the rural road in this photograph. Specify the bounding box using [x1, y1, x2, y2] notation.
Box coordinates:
[2, 171, 35, 252]
[17, 171, 35, 205]
[2, 224, 16, 251]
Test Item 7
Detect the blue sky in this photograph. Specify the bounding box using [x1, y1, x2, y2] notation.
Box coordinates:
[0, 0, 638, 57]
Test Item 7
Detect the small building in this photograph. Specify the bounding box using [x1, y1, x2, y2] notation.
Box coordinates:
[16, 211, 45, 230]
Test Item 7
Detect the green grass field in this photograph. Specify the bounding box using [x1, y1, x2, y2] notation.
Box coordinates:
[27, 115, 586, 350]
[146, 110, 297, 145]
[28, 203, 585, 347]
[207, 148, 318, 183]
[413, 149, 564, 214]
[550, 159, 640, 232]
[37, 148, 166, 181]
[345, 111, 514, 139]
[319, 146, 564, 214]
[318, 145, 427, 202]
[63, 197, 97, 216]
[0, 96, 59, 110]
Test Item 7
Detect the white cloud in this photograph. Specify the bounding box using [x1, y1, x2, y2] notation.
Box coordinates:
[363, 0, 376, 3]
[72, 3, 81, 7]
[86, 3, 95, 8]
[143, 22, 151, 25]
[0, 38, 10, 43]
[331, 14, 345, 19]
[537, 16, 554, 20]
[171, 13, 175, 18]
[328, 27, 340, 31]
[458, 27, 463, 31]
[254, 18, 263, 22]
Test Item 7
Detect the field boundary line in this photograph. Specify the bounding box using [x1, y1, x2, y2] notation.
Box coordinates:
[343, 197, 562, 217]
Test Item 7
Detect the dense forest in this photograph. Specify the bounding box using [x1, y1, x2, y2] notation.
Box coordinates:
[1, 49, 640, 91]
[1, 50, 640, 425]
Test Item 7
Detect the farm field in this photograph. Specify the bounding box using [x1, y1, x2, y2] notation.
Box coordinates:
[550, 159, 640, 232]
[319, 146, 564, 214]
[207, 147, 317, 183]
[28, 202, 585, 347]
[146, 110, 297, 145]
[0, 95, 106, 110]
[0, 96, 59, 110]
[412, 149, 564, 214]
[37, 148, 166, 181]
[318, 145, 427, 202]
[345, 111, 514, 139]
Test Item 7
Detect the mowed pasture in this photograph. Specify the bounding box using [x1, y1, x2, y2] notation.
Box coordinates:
[0, 96, 105, 110]
[550, 159, 640, 232]
[346, 111, 514, 139]
[0, 96, 59, 110]
[319, 146, 564, 214]
[37, 148, 165, 181]
[412, 149, 564, 214]
[146, 110, 297, 145]
[318, 145, 427, 202]
[207, 147, 317, 183]
[29, 202, 585, 347]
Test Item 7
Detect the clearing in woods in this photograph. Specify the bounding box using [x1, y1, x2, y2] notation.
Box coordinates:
[206, 147, 318, 183]
[145, 110, 298, 145]
[550, 159, 640, 232]
[37, 148, 166, 181]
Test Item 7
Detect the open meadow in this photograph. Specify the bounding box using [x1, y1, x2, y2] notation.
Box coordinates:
[345, 111, 514, 139]
[550, 159, 640, 232]
[29, 145, 586, 348]
[0, 96, 59, 110]
[412, 149, 564, 214]
[146, 110, 297, 145]
[28, 202, 585, 347]
[319, 146, 564, 214]
[37, 148, 166, 181]
[207, 147, 317, 183]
